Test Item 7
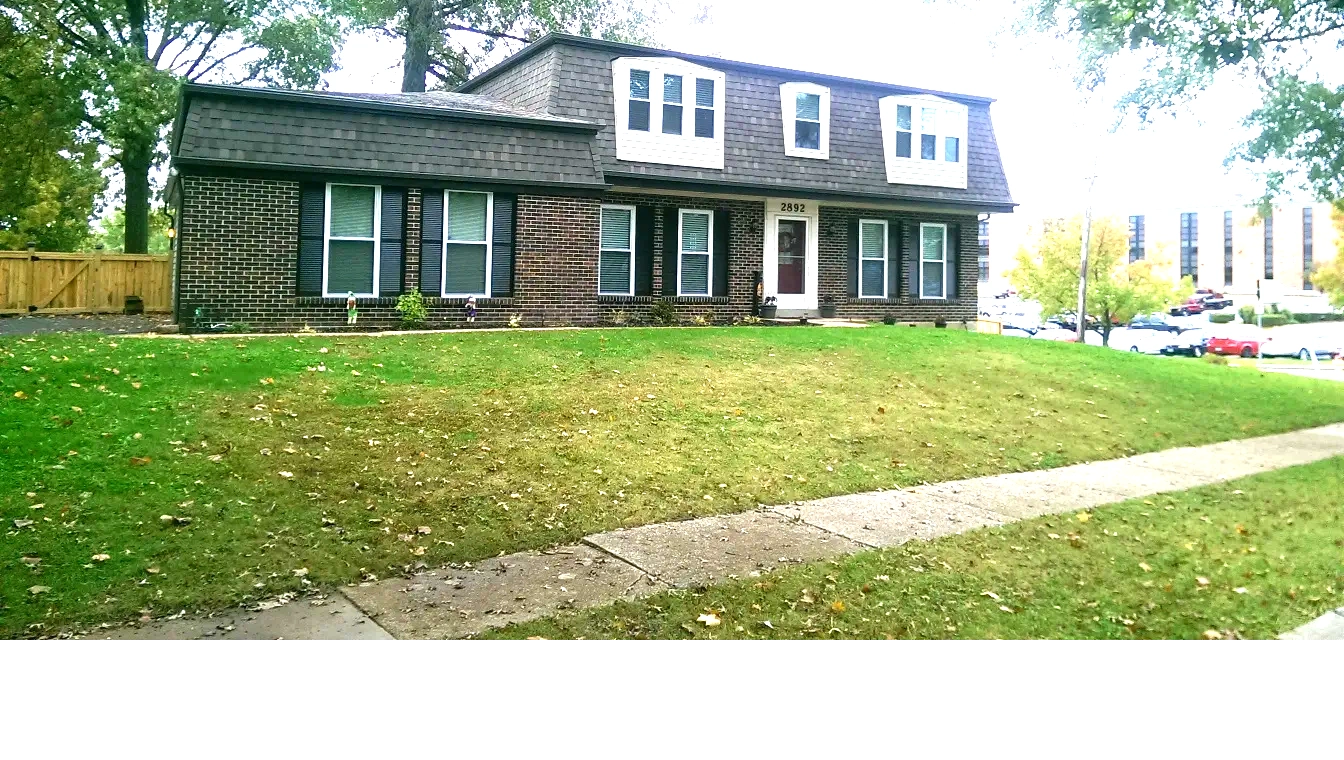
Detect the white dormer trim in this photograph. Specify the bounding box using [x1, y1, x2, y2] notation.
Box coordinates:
[878, 94, 968, 189]
[780, 82, 830, 160]
[612, 56, 726, 170]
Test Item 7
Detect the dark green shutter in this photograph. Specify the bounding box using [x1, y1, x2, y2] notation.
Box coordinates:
[491, 194, 515, 297]
[661, 207, 678, 296]
[635, 206, 655, 296]
[712, 208, 730, 297]
[379, 187, 405, 297]
[419, 189, 443, 296]
[886, 220, 901, 299]
[298, 183, 325, 296]
[908, 223, 920, 298]
[947, 222, 960, 299]
[846, 217, 859, 298]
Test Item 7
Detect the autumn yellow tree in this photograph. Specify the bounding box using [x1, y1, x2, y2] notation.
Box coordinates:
[1011, 216, 1190, 346]
[1307, 203, 1344, 308]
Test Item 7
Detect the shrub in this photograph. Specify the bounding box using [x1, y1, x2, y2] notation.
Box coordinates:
[1209, 313, 1235, 323]
[882, 315, 897, 325]
[1202, 352, 1229, 366]
[1260, 313, 1290, 327]
[692, 310, 715, 326]
[508, 314, 522, 328]
[395, 291, 428, 329]
[1292, 312, 1344, 323]
[1238, 305, 1256, 324]
[608, 309, 629, 326]
[649, 299, 677, 325]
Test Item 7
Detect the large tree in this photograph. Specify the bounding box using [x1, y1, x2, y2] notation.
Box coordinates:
[2, 1, 345, 253]
[0, 18, 104, 251]
[341, 0, 657, 92]
[1011, 216, 1189, 345]
[1030, 1, 1344, 203]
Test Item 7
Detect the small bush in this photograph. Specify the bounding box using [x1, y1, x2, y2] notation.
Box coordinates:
[608, 309, 629, 326]
[1238, 305, 1256, 324]
[1260, 313, 1290, 327]
[649, 299, 677, 325]
[882, 315, 897, 325]
[1292, 312, 1344, 323]
[1202, 352, 1229, 366]
[1209, 313, 1235, 323]
[692, 310, 715, 326]
[395, 291, 428, 329]
[508, 314, 522, 328]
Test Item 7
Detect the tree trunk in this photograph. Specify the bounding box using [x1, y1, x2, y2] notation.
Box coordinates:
[122, 134, 152, 253]
[401, 0, 436, 92]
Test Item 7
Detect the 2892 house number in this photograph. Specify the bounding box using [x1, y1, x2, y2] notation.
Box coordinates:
[779, 202, 807, 213]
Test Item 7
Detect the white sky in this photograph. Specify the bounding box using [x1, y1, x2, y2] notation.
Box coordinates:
[318, 0, 1304, 220]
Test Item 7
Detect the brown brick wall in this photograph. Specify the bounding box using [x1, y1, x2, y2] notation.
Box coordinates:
[176, 175, 977, 331]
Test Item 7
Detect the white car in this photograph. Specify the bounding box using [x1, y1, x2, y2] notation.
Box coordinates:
[1259, 331, 1338, 360]
[1109, 327, 1169, 354]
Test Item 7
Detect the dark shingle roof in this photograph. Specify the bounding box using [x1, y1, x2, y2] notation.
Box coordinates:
[171, 84, 606, 189]
[462, 34, 1014, 210]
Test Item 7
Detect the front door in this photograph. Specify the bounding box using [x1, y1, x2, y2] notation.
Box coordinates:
[763, 200, 818, 312]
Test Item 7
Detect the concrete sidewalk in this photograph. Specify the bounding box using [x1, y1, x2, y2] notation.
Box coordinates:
[97, 423, 1344, 640]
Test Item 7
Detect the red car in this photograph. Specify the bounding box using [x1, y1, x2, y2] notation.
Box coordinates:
[1169, 296, 1206, 316]
[1207, 326, 1262, 358]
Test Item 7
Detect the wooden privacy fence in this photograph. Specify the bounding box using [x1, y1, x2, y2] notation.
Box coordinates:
[0, 251, 171, 315]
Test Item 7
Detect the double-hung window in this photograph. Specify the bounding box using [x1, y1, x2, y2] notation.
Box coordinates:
[781, 83, 829, 158]
[629, 69, 651, 131]
[895, 105, 913, 158]
[325, 183, 380, 298]
[443, 191, 492, 297]
[694, 79, 715, 138]
[920, 108, 938, 160]
[599, 205, 636, 295]
[796, 93, 821, 150]
[859, 220, 887, 298]
[920, 223, 947, 299]
[662, 75, 683, 135]
[678, 209, 713, 296]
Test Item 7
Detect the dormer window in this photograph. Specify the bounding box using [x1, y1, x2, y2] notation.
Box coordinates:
[879, 95, 968, 189]
[662, 75, 682, 134]
[628, 69, 650, 131]
[613, 57, 725, 170]
[780, 82, 829, 159]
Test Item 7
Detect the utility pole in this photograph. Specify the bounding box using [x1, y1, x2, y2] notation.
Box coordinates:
[1076, 172, 1098, 343]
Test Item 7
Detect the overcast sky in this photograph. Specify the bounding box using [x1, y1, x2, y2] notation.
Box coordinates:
[323, 0, 1301, 220]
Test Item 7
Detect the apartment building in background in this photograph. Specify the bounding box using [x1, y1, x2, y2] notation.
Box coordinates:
[983, 203, 1340, 311]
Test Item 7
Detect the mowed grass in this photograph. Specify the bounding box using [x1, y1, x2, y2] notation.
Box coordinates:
[3, 325, 1344, 636]
[489, 458, 1344, 640]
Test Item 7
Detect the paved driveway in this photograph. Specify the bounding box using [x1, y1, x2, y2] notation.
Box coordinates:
[0, 314, 172, 336]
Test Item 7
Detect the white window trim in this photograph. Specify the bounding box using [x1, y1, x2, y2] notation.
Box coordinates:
[599, 204, 637, 296]
[661, 73, 683, 135]
[919, 222, 948, 300]
[858, 219, 887, 299]
[441, 190, 494, 299]
[677, 208, 714, 297]
[612, 57, 726, 170]
[323, 182, 381, 299]
[878, 94, 968, 189]
[781, 82, 830, 160]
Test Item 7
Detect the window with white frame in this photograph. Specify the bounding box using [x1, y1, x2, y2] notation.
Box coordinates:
[780, 82, 830, 159]
[599, 205, 636, 295]
[859, 219, 887, 298]
[443, 190, 492, 297]
[661, 74, 683, 135]
[612, 57, 725, 169]
[678, 209, 713, 296]
[325, 183, 380, 298]
[878, 95, 968, 189]
[629, 69, 651, 131]
[920, 223, 947, 299]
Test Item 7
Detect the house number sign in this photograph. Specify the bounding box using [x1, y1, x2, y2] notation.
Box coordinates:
[779, 202, 807, 213]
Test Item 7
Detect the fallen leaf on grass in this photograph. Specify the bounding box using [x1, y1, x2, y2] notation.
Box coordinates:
[981, 590, 1001, 601]
[1234, 587, 1249, 594]
[831, 600, 846, 613]
[416, 526, 432, 535]
[278, 471, 294, 479]
[1075, 511, 1091, 523]
[1138, 562, 1152, 572]
[13, 519, 33, 528]
[1202, 630, 1223, 640]
[1196, 577, 1210, 587]
[29, 586, 51, 595]
[999, 605, 1015, 613]
[697, 612, 721, 627]
[293, 568, 308, 577]
[129, 456, 152, 466]
[91, 554, 110, 562]
[557, 573, 576, 581]
[760, 620, 774, 629]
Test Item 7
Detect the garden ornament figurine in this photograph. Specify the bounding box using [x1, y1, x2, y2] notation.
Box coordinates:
[346, 292, 358, 326]
[465, 295, 477, 323]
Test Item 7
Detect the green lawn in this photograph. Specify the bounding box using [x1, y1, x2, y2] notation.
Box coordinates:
[488, 458, 1344, 640]
[4, 325, 1344, 637]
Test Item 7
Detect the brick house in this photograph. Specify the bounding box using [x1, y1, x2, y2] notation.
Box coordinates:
[167, 34, 1014, 331]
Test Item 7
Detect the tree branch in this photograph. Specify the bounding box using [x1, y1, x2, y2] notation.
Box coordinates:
[441, 22, 531, 44]
[191, 44, 258, 82]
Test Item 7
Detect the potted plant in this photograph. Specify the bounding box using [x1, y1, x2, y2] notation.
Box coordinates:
[759, 296, 778, 320]
[819, 295, 837, 319]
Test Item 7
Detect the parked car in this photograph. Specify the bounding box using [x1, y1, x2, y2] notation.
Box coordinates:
[1259, 332, 1338, 360]
[1002, 326, 1035, 339]
[1196, 289, 1233, 310]
[1207, 325, 1264, 357]
[1160, 328, 1208, 357]
[1110, 327, 1170, 354]
[1032, 324, 1077, 342]
[1169, 296, 1206, 316]
[1128, 313, 1182, 333]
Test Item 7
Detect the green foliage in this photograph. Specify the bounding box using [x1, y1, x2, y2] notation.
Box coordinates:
[1289, 311, 1344, 323]
[1260, 313, 1290, 327]
[1031, 1, 1344, 202]
[0, 18, 105, 251]
[1310, 212, 1344, 308]
[94, 207, 172, 253]
[1209, 313, 1235, 324]
[395, 290, 429, 328]
[649, 298, 676, 325]
[1010, 215, 1186, 344]
[1239, 304, 1257, 324]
